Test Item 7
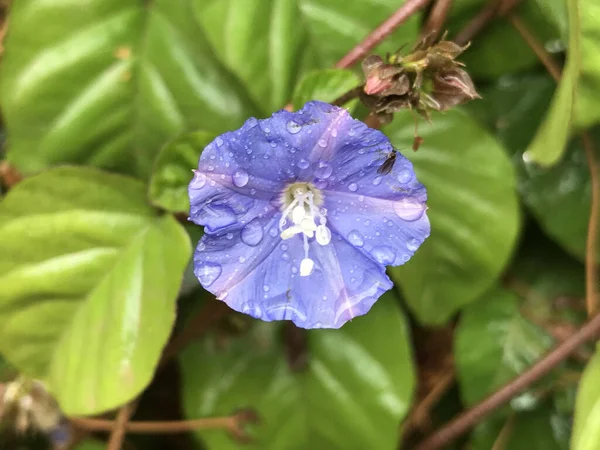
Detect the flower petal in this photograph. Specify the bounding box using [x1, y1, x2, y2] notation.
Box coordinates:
[194, 213, 393, 329]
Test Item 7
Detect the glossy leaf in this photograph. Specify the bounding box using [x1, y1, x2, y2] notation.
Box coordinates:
[455, 286, 553, 407]
[291, 69, 361, 111]
[0, 167, 191, 415]
[149, 131, 215, 213]
[468, 73, 598, 263]
[572, 346, 600, 450]
[180, 292, 415, 449]
[0, 0, 259, 179]
[523, 0, 579, 166]
[471, 408, 570, 450]
[384, 110, 520, 324]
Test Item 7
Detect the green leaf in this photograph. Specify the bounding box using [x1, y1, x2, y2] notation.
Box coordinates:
[0, 167, 191, 415]
[384, 110, 521, 324]
[0, 0, 259, 179]
[291, 69, 361, 111]
[74, 440, 107, 450]
[471, 407, 570, 450]
[575, 1, 600, 128]
[180, 292, 415, 449]
[467, 73, 598, 263]
[445, 0, 561, 80]
[523, 0, 579, 166]
[455, 286, 553, 407]
[572, 346, 600, 450]
[149, 131, 215, 213]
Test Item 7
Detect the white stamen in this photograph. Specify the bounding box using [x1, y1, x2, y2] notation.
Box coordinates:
[292, 205, 306, 224]
[300, 258, 314, 276]
[316, 224, 331, 245]
[281, 226, 301, 240]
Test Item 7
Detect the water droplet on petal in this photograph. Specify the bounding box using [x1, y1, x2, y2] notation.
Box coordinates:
[394, 198, 426, 221]
[348, 128, 356, 136]
[372, 176, 382, 186]
[348, 182, 358, 192]
[407, 238, 420, 251]
[298, 159, 310, 169]
[241, 218, 264, 246]
[242, 303, 251, 313]
[195, 262, 222, 287]
[198, 204, 237, 231]
[238, 256, 246, 263]
[232, 170, 249, 187]
[282, 252, 290, 261]
[372, 246, 396, 265]
[192, 171, 206, 188]
[314, 161, 333, 179]
[318, 138, 327, 148]
[348, 230, 364, 247]
[263, 285, 270, 292]
[397, 169, 413, 184]
[216, 137, 224, 147]
[331, 129, 338, 138]
[286, 121, 301, 134]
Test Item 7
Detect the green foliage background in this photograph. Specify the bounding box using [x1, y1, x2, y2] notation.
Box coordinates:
[0, 0, 598, 449]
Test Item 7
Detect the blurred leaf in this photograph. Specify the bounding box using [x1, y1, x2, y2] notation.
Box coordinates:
[455, 286, 553, 407]
[149, 131, 215, 213]
[471, 407, 570, 450]
[523, 0, 579, 166]
[384, 110, 520, 324]
[448, 0, 562, 79]
[180, 292, 415, 449]
[0, 0, 259, 179]
[0, 167, 191, 415]
[193, 0, 313, 113]
[572, 346, 600, 450]
[467, 73, 598, 263]
[291, 69, 361, 111]
[574, 1, 600, 128]
[0, 354, 15, 382]
[74, 440, 106, 450]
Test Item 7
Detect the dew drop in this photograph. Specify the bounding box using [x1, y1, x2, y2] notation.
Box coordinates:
[192, 171, 206, 188]
[286, 121, 302, 134]
[226, 233, 234, 240]
[195, 261, 222, 287]
[348, 230, 364, 247]
[282, 252, 290, 261]
[372, 246, 396, 265]
[241, 218, 264, 246]
[315, 179, 328, 189]
[407, 238, 420, 251]
[241, 303, 251, 313]
[397, 169, 413, 184]
[198, 204, 237, 231]
[263, 285, 270, 292]
[318, 138, 327, 148]
[270, 141, 277, 148]
[238, 256, 246, 263]
[372, 176, 382, 186]
[314, 161, 333, 179]
[215, 137, 224, 147]
[232, 169, 249, 187]
[331, 129, 338, 138]
[394, 198, 426, 221]
[298, 159, 310, 169]
[348, 182, 358, 192]
[269, 227, 278, 237]
[348, 128, 356, 136]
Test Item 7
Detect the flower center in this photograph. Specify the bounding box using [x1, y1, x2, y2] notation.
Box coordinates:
[278, 182, 331, 277]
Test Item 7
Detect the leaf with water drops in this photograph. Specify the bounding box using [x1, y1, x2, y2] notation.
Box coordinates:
[0, 0, 259, 179]
[149, 131, 215, 213]
[180, 292, 415, 449]
[384, 110, 520, 324]
[0, 167, 191, 415]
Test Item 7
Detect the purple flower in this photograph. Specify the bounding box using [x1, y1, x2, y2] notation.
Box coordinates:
[188, 101, 430, 329]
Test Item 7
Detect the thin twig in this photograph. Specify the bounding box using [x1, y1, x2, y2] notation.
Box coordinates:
[72, 415, 240, 434]
[331, 85, 364, 107]
[421, 0, 454, 40]
[404, 371, 455, 433]
[454, 0, 522, 46]
[335, 0, 432, 69]
[107, 402, 136, 450]
[413, 312, 600, 450]
[509, 14, 561, 82]
[583, 133, 600, 317]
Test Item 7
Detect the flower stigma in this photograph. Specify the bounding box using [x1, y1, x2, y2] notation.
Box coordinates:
[278, 182, 331, 276]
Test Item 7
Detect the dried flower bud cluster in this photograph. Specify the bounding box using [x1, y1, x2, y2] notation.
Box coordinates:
[360, 35, 480, 126]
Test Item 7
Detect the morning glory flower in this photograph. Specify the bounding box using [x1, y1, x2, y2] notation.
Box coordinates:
[189, 101, 430, 329]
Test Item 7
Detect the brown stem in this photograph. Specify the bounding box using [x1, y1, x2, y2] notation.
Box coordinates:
[0, 161, 23, 189]
[404, 371, 455, 433]
[107, 402, 136, 450]
[73, 415, 240, 434]
[509, 14, 561, 82]
[413, 312, 600, 450]
[335, 0, 432, 69]
[454, 0, 522, 46]
[331, 85, 364, 108]
[583, 133, 600, 317]
[421, 0, 454, 40]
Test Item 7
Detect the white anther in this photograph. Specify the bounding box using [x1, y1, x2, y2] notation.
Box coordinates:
[316, 224, 331, 245]
[281, 226, 301, 240]
[292, 205, 306, 224]
[300, 258, 315, 276]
